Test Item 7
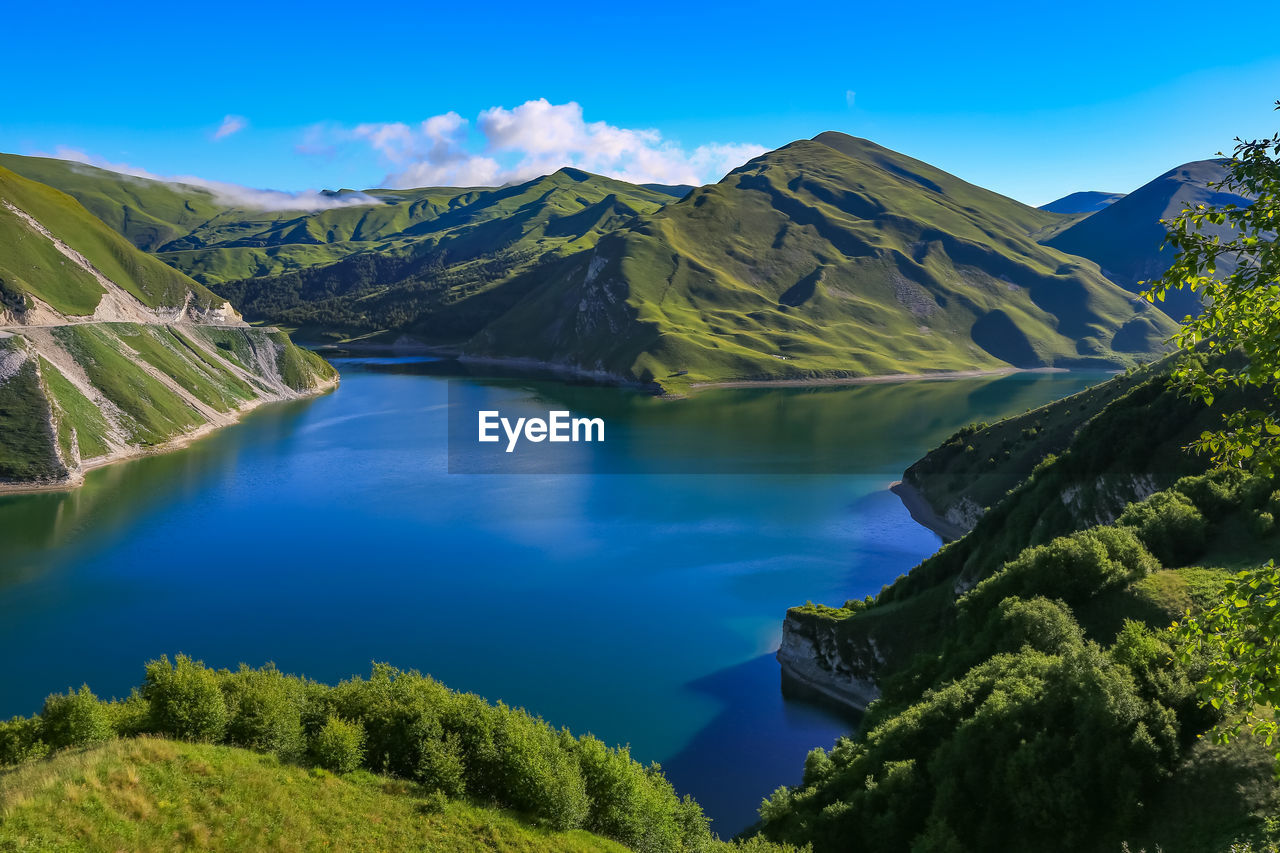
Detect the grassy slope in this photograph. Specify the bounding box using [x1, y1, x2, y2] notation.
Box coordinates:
[0, 166, 220, 312]
[900, 357, 1232, 527]
[0, 339, 63, 482]
[0, 154, 226, 252]
[209, 168, 678, 342]
[0, 324, 335, 485]
[470, 133, 1177, 388]
[0, 738, 626, 853]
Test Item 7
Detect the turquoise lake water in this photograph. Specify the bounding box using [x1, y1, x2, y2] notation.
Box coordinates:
[0, 358, 1106, 834]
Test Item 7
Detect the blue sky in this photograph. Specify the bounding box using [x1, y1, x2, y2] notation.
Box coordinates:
[5, 0, 1279, 205]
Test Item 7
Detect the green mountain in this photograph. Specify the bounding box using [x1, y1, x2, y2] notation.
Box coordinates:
[4, 138, 1181, 391]
[469, 133, 1177, 386]
[770, 364, 1279, 851]
[209, 168, 678, 342]
[1045, 160, 1248, 321]
[0, 164, 335, 489]
[1038, 190, 1125, 214]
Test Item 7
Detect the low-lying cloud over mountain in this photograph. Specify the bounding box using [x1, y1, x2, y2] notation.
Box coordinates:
[327, 98, 767, 188]
[46, 147, 380, 211]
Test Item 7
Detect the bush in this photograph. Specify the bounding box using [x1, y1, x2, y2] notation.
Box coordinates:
[1118, 491, 1209, 566]
[40, 685, 113, 749]
[963, 526, 1158, 617]
[416, 731, 467, 797]
[0, 716, 48, 765]
[142, 655, 228, 741]
[220, 664, 305, 760]
[312, 716, 366, 774]
[1254, 511, 1276, 537]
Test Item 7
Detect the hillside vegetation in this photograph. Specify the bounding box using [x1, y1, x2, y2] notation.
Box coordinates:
[0, 738, 629, 852]
[770, 363, 1280, 851]
[0, 660, 797, 853]
[0, 163, 335, 490]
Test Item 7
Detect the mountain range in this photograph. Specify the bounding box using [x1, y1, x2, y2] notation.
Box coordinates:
[0, 133, 1231, 391]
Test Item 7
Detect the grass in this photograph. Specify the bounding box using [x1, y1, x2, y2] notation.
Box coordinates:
[38, 356, 113, 461]
[0, 342, 62, 482]
[0, 165, 219, 312]
[0, 738, 628, 852]
[52, 325, 201, 445]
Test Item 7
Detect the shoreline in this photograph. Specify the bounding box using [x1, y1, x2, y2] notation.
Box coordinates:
[688, 366, 1066, 391]
[317, 344, 1076, 396]
[889, 479, 967, 542]
[0, 376, 339, 496]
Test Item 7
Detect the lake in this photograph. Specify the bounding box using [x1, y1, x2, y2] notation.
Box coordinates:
[0, 357, 1106, 835]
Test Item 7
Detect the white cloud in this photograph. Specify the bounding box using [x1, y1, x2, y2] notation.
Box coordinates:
[332, 99, 767, 189]
[213, 114, 248, 141]
[845, 90, 856, 108]
[49, 147, 380, 212]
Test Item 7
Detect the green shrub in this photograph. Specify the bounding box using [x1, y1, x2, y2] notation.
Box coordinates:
[1251, 510, 1276, 537]
[1174, 468, 1249, 521]
[40, 685, 113, 749]
[486, 709, 589, 830]
[220, 663, 306, 760]
[1118, 491, 1209, 566]
[416, 731, 467, 797]
[324, 663, 448, 779]
[963, 526, 1158, 617]
[142, 654, 228, 741]
[312, 716, 366, 774]
[0, 716, 48, 765]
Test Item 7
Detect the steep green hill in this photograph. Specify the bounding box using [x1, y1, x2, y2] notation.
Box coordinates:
[1045, 160, 1248, 320]
[768, 365, 1280, 852]
[0, 153, 226, 252]
[0, 165, 226, 319]
[209, 168, 677, 341]
[0, 163, 336, 490]
[470, 133, 1177, 387]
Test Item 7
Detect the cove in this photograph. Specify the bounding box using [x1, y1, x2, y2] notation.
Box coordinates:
[0, 357, 1108, 835]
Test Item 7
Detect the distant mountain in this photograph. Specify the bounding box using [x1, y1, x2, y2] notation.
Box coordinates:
[641, 182, 695, 199]
[1044, 159, 1247, 320]
[467, 133, 1176, 386]
[1038, 191, 1125, 214]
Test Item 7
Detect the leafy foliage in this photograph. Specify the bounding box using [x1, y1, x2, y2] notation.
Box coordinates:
[1177, 561, 1280, 752]
[1146, 102, 1280, 474]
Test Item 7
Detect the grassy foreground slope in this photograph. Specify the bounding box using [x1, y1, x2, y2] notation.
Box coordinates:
[0, 738, 627, 853]
[469, 133, 1176, 388]
[0, 660, 797, 853]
